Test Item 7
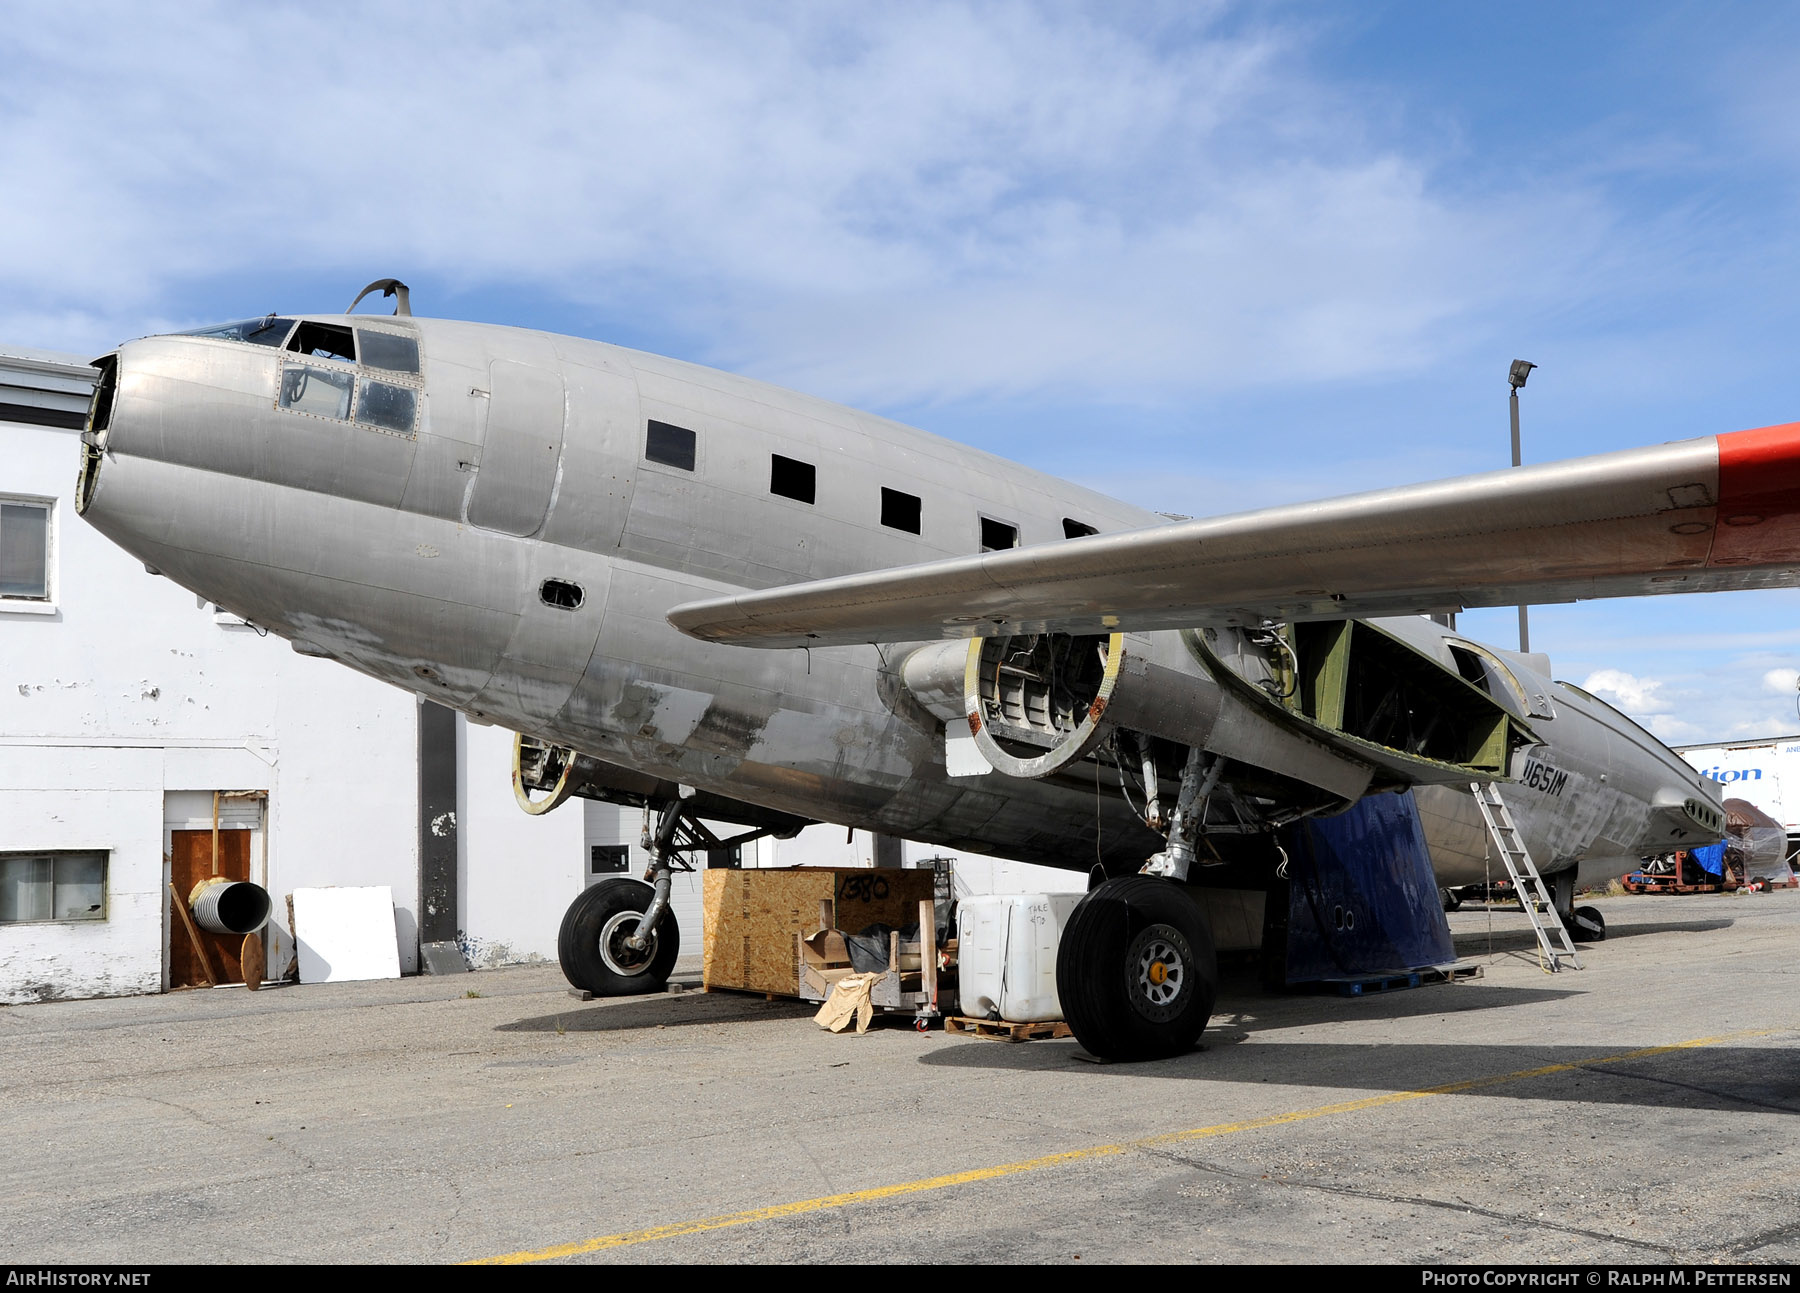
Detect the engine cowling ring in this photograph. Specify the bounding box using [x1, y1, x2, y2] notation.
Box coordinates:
[963, 632, 1125, 779]
[512, 733, 578, 816]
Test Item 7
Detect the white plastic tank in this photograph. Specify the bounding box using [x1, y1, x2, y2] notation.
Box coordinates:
[956, 893, 1083, 1022]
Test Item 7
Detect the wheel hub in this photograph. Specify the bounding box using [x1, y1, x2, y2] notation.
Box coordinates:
[1126, 923, 1191, 1022]
[598, 910, 658, 976]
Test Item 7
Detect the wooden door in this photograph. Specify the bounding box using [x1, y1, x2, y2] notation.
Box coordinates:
[169, 829, 253, 988]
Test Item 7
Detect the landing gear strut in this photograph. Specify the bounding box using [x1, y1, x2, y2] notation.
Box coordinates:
[1055, 876, 1218, 1061]
[558, 796, 691, 996]
[556, 793, 796, 995]
[557, 877, 681, 995]
[1549, 868, 1606, 943]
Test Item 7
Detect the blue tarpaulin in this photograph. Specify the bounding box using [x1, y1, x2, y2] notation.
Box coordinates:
[1278, 789, 1455, 983]
[1691, 841, 1727, 876]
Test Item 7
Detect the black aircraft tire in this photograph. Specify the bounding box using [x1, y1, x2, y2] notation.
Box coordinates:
[1056, 876, 1217, 1061]
[1571, 905, 1606, 943]
[557, 878, 680, 996]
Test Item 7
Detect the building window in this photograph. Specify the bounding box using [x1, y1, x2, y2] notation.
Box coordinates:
[590, 845, 630, 875]
[0, 852, 107, 923]
[770, 454, 816, 504]
[645, 420, 696, 471]
[1062, 518, 1098, 539]
[0, 498, 51, 604]
[881, 488, 922, 534]
[979, 516, 1019, 552]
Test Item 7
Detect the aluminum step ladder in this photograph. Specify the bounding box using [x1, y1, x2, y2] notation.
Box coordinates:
[1469, 781, 1581, 973]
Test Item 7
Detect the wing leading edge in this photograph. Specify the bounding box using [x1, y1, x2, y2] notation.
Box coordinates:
[668, 423, 1800, 648]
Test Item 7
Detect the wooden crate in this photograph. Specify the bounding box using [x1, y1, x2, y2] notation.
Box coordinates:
[701, 867, 935, 996]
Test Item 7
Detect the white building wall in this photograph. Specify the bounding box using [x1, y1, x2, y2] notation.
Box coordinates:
[0, 746, 165, 1004]
[2, 352, 432, 995]
[268, 661, 420, 970]
[456, 720, 585, 967]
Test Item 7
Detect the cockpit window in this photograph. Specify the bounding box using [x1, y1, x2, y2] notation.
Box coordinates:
[177, 316, 296, 347]
[286, 322, 356, 364]
[356, 380, 417, 434]
[357, 329, 419, 374]
[279, 365, 353, 420]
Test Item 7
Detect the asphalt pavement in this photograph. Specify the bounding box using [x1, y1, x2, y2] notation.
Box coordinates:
[2, 889, 1795, 1265]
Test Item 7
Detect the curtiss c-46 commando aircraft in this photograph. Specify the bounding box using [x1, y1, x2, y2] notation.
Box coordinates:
[75, 280, 1799, 1059]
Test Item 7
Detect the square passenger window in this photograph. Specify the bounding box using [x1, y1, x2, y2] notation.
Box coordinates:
[1062, 518, 1098, 539]
[980, 516, 1019, 552]
[357, 330, 420, 374]
[645, 420, 696, 471]
[881, 488, 921, 534]
[280, 365, 354, 420]
[286, 322, 356, 364]
[770, 454, 815, 504]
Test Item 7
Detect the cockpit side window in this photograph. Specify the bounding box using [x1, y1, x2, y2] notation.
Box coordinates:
[356, 329, 419, 374]
[286, 322, 356, 364]
[279, 366, 353, 420]
[177, 316, 296, 347]
[356, 380, 417, 434]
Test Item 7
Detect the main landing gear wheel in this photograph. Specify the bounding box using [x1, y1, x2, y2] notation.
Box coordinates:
[1570, 905, 1606, 943]
[558, 878, 681, 996]
[1055, 875, 1217, 1061]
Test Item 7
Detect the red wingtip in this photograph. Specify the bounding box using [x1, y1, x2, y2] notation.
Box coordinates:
[1712, 422, 1800, 566]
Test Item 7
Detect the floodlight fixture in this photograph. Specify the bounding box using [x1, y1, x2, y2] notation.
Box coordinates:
[1507, 359, 1537, 653]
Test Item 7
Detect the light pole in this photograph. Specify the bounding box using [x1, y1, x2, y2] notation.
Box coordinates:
[1509, 359, 1536, 653]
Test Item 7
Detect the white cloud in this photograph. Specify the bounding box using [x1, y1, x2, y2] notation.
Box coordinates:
[0, 2, 1625, 397]
[1581, 668, 1674, 715]
[1762, 667, 1799, 695]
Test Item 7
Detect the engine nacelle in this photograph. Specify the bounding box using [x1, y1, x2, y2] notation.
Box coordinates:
[902, 632, 1226, 779]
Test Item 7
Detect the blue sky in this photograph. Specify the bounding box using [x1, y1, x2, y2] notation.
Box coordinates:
[5, 1, 1799, 744]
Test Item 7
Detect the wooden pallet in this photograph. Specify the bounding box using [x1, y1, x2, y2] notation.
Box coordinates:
[944, 1015, 1072, 1042]
[1319, 971, 1423, 997]
[1420, 963, 1484, 985]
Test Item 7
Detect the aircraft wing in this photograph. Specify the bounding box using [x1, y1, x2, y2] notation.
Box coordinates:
[669, 423, 1800, 647]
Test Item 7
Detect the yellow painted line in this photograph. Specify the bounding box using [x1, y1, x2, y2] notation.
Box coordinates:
[469, 1026, 1790, 1265]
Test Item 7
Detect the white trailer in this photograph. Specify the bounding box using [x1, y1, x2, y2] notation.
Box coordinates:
[1676, 736, 1800, 841]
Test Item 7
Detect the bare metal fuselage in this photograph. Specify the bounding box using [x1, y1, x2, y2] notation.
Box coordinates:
[78, 316, 1721, 887]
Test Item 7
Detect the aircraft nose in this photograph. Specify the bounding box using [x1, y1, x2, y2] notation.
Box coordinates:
[72, 331, 277, 581]
[74, 351, 118, 516]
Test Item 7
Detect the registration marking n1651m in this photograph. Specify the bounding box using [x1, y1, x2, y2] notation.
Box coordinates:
[1520, 758, 1569, 797]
